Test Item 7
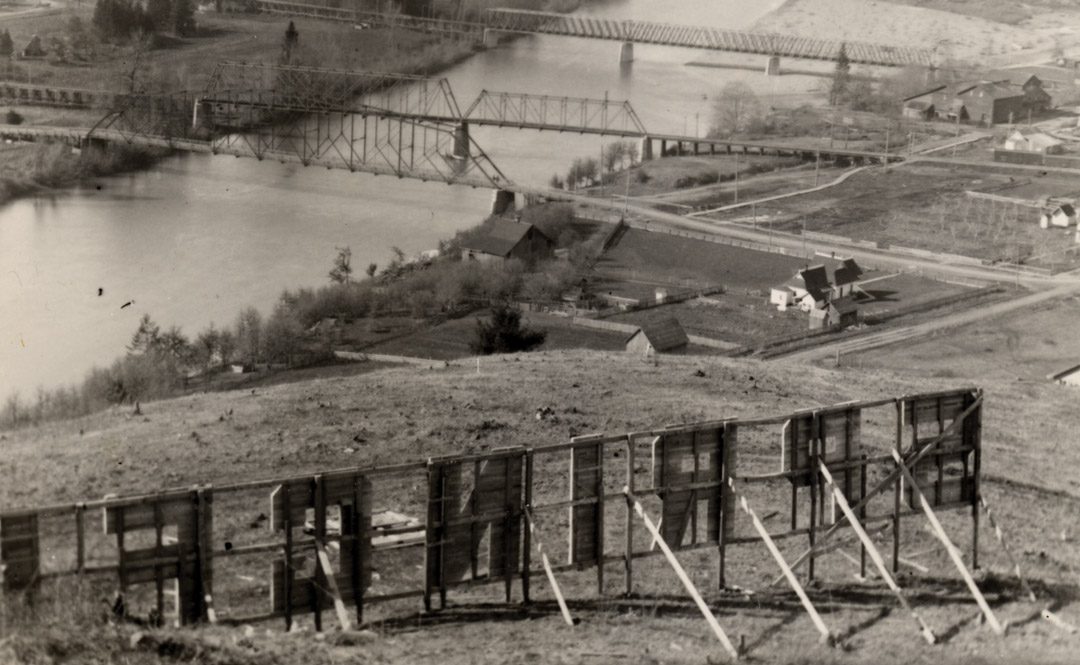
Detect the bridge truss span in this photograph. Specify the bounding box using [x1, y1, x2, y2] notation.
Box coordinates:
[482, 8, 930, 67]
[462, 90, 646, 136]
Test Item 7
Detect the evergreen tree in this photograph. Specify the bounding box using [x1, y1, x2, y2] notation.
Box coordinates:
[470, 305, 546, 355]
[171, 0, 195, 37]
[281, 20, 299, 64]
[831, 42, 852, 106]
[0, 30, 13, 58]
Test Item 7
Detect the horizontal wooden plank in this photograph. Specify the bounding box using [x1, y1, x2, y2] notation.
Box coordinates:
[104, 495, 193, 534]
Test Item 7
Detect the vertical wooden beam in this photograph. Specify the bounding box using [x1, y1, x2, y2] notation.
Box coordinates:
[313, 475, 325, 632]
[595, 442, 605, 597]
[971, 393, 982, 570]
[115, 508, 127, 596]
[75, 503, 85, 577]
[198, 487, 215, 625]
[153, 502, 164, 624]
[807, 414, 819, 583]
[522, 451, 534, 604]
[625, 437, 635, 596]
[893, 399, 903, 574]
[282, 482, 294, 631]
[890, 449, 1004, 635]
[503, 456, 515, 604]
[351, 476, 364, 624]
[820, 463, 936, 644]
[624, 489, 739, 660]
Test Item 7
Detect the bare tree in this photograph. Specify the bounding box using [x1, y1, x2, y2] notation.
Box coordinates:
[709, 81, 763, 138]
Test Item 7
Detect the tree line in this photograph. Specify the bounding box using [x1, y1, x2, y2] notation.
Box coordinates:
[92, 0, 196, 41]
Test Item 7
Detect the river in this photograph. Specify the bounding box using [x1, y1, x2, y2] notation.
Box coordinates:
[0, 0, 822, 398]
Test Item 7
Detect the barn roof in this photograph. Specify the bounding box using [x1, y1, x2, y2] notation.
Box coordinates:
[830, 258, 864, 287]
[627, 318, 689, 352]
[462, 219, 548, 257]
[798, 265, 831, 301]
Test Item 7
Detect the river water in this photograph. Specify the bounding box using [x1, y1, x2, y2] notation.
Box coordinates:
[1, 0, 820, 397]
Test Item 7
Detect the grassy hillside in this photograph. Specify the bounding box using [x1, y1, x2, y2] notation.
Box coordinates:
[1, 351, 1078, 663]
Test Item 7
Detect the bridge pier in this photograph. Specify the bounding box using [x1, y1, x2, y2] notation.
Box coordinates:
[452, 122, 470, 160]
[619, 41, 634, 64]
[765, 55, 781, 76]
[490, 189, 517, 216]
[639, 136, 653, 161]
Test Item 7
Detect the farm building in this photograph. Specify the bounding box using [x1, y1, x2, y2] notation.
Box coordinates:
[770, 260, 861, 312]
[808, 297, 859, 330]
[902, 100, 935, 120]
[903, 78, 1051, 126]
[1039, 204, 1077, 229]
[1003, 130, 1064, 154]
[625, 318, 688, 356]
[1047, 363, 1080, 387]
[828, 258, 864, 298]
[461, 219, 554, 264]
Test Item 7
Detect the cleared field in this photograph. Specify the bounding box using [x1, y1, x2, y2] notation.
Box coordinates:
[1, 350, 1078, 664]
[607, 294, 807, 345]
[706, 163, 1080, 269]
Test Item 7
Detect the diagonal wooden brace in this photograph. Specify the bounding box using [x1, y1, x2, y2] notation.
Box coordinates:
[772, 394, 983, 587]
[890, 449, 1005, 636]
[523, 507, 574, 627]
[819, 463, 936, 644]
[315, 540, 353, 632]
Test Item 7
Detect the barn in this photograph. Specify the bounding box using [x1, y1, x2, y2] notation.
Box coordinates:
[625, 318, 689, 356]
[461, 219, 555, 264]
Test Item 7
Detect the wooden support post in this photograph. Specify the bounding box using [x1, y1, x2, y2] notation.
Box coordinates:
[820, 463, 936, 644]
[890, 450, 1005, 636]
[893, 400, 903, 574]
[153, 502, 165, 623]
[596, 442, 605, 597]
[807, 415, 819, 584]
[313, 475, 325, 632]
[315, 541, 353, 632]
[282, 483, 294, 631]
[971, 397, 982, 571]
[625, 438, 635, 596]
[776, 396, 984, 584]
[729, 479, 833, 645]
[75, 503, 85, 577]
[624, 488, 740, 660]
[523, 452, 534, 605]
[351, 475, 366, 625]
[503, 456, 515, 604]
[115, 509, 127, 596]
[523, 508, 574, 627]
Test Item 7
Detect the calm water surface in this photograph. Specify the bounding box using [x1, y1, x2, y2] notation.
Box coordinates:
[1, 0, 821, 396]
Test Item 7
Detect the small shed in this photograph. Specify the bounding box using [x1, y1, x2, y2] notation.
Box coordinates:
[625, 318, 689, 356]
[461, 218, 554, 264]
[902, 100, 935, 120]
[808, 297, 859, 330]
[21, 35, 45, 59]
[1047, 363, 1080, 387]
[1039, 203, 1077, 229]
[1004, 130, 1064, 154]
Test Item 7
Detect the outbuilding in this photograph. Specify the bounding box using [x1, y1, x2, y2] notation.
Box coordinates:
[1004, 130, 1064, 154]
[625, 318, 689, 356]
[461, 218, 554, 264]
[1039, 204, 1077, 229]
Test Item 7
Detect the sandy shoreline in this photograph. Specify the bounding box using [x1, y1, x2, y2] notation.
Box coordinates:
[750, 0, 1069, 63]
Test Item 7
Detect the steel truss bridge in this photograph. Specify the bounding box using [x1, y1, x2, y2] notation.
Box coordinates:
[252, 0, 932, 67]
[1, 62, 906, 193]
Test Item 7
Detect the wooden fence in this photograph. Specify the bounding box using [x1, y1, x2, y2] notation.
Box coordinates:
[1, 388, 995, 646]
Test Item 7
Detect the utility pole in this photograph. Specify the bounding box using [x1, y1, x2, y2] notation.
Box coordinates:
[883, 127, 890, 172]
[815, 147, 821, 186]
[734, 149, 740, 204]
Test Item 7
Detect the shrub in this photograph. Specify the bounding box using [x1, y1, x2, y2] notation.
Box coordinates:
[470, 305, 546, 355]
[4, 109, 23, 125]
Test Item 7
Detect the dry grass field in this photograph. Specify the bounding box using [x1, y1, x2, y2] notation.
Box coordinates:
[1, 349, 1078, 664]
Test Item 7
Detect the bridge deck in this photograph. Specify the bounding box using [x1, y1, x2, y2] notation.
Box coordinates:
[251, 0, 930, 67]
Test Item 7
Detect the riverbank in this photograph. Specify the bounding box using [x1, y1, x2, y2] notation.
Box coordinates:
[751, 0, 1057, 62]
[0, 141, 168, 208]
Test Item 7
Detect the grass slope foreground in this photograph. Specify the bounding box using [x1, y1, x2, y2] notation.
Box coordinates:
[1, 350, 1079, 664]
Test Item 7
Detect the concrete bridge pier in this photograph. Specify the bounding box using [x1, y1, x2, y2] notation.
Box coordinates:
[619, 41, 634, 64]
[639, 136, 653, 161]
[765, 55, 781, 76]
[490, 189, 517, 215]
[452, 122, 470, 160]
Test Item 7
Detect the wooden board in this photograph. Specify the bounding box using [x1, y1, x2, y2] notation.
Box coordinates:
[782, 407, 863, 496]
[651, 425, 725, 549]
[1, 512, 39, 591]
[104, 492, 194, 533]
[569, 443, 602, 567]
[901, 390, 979, 511]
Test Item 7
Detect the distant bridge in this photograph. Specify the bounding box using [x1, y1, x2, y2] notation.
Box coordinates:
[251, 0, 932, 68]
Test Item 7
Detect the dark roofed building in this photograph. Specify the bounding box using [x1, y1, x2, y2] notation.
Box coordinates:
[461, 218, 554, 264]
[625, 318, 689, 356]
[903, 77, 1051, 126]
[830, 258, 863, 297]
